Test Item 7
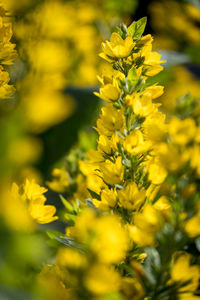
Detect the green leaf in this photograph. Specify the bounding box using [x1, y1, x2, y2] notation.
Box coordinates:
[55, 236, 84, 253]
[47, 230, 62, 239]
[60, 195, 75, 214]
[127, 17, 147, 40]
[64, 213, 76, 226]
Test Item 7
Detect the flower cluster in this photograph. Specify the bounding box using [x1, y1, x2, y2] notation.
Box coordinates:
[1, 179, 58, 231]
[44, 19, 200, 300]
[149, 0, 200, 50]
[0, 1, 17, 99]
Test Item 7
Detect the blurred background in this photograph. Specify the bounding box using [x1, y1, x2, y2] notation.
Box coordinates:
[0, 0, 199, 299]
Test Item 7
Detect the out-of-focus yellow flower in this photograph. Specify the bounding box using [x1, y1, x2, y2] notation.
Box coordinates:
[23, 87, 75, 133]
[150, 0, 200, 46]
[121, 276, 144, 300]
[148, 159, 167, 185]
[184, 211, 200, 238]
[168, 117, 196, 146]
[91, 214, 128, 264]
[143, 111, 167, 143]
[74, 174, 90, 202]
[85, 264, 120, 295]
[47, 168, 69, 193]
[170, 253, 199, 299]
[27, 40, 69, 73]
[7, 137, 42, 165]
[56, 247, 87, 269]
[128, 204, 162, 246]
[0, 183, 35, 231]
[154, 196, 171, 219]
[37, 264, 70, 300]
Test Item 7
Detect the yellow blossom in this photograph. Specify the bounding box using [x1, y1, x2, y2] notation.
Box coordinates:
[56, 247, 87, 269]
[170, 253, 199, 298]
[118, 182, 146, 210]
[154, 196, 171, 219]
[24, 179, 58, 224]
[96, 104, 124, 136]
[184, 212, 200, 238]
[124, 129, 151, 155]
[87, 173, 106, 195]
[100, 32, 135, 60]
[148, 160, 167, 185]
[128, 204, 162, 246]
[93, 187, 117, 210]
[168, 117, 196, 145]
[94, 80, 121, 103]
[47, 168, 69, 193]
[100, 156, 124, 185]
[85, 264, 120, 295]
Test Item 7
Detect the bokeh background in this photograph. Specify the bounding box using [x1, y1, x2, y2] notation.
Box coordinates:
[0, 0, 200, 299]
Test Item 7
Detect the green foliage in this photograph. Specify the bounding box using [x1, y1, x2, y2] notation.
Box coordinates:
[127, 17, 147, 40]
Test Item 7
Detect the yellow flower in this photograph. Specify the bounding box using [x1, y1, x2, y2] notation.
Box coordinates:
[129, 94, 158, 117]
[100, 32, 135, 60]
[94, 81, 121, 103]
[168, 117, 196, 145]
[121, 277, 144, 300]
[184, 211, 200, 238]
[87, 173, 106, 195]
[98, 133, 120, 155]
[128, 204, 162, 246]
[142, 111, 166, 143]
[0, 67, 15, 99]
[170, 253, 199, 298]
[93, 187, 117, 210]
[23, 86, 75, 133]
[144, 51, 165, 76]
[124, 129, 151, 155]
[91, 214, 128, 264]
[100, 156, 124, 185]
[85, 264, 120, 295]
[118, 182, 146, 210]
[47, 168, 69, 193]
[143, 84, 164, 99]
[24, 179, 58, 224]
[128, 224, 155, 246]
[56, 247, 87, 269]
[148, 160, 167, 185]
[27, 40, 69, 73]
[0, 183, 35, 232]
[28, 202, 58, 224]
[96, 104, 124, 136]
[154, 196, 171, 219]
[24, 179, 47, 203]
